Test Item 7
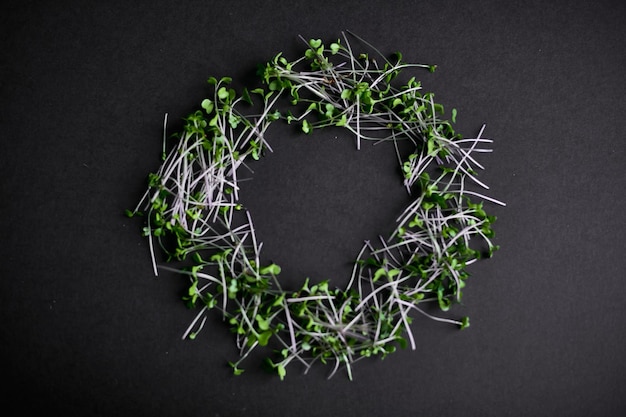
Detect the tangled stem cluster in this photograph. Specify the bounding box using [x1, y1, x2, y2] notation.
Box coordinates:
[129, 32, 504, 380]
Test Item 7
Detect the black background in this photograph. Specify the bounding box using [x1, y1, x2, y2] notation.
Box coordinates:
[2, 1, 625, 416]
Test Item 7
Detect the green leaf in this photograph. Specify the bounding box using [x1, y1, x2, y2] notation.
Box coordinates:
[277, 364, 287, 380]
[217, 87, 229, 100]
[451, 108, 457, 123]
[272, 293, 285, 307]
[330, 42, 340, 54]
[324, 103, 335, 117]
[302, 119, 312, 134]
[228, 113, 241, 129]
[306, 102, 319, 112]
[336, 113, 347, 127]
[408, 216, 423, 228]
[260, 263, 281, 275]
[268, 80, 281, 91]
[228, 362, 245, 375]
[397, 336, 408, 349]
[373, 268, 386, 282]
[227, 279, 238, 299]
[255, 314, 270, 331]
[258, 330, 272, 346]
[241, 88, 252, 105]
[289, 87, 300, 104]
[205, 296, 217, 309]
[427, 137, 437, 156]
[488, 245, 500, 257]
[437, 288, 451, 311]
[387, 269, 401, 279]
[188, 280, 198, 296]
[148, 172, 161, 187]
[308, 38, 322, 49]
[201, 99, 214, 114]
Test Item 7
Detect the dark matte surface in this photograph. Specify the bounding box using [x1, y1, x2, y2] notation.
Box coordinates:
[2, 1, 625, 416]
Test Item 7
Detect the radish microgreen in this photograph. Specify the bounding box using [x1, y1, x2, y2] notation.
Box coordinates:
[128, 32, 504, 380]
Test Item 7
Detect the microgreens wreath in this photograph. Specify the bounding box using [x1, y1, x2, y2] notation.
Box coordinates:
[128, 32, 505, 380]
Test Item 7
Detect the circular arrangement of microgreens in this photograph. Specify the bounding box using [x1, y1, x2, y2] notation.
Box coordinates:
[128, 32, 505, 380]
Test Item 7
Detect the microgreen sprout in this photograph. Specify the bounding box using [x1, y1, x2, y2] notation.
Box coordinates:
[128, 32, 504, 381]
